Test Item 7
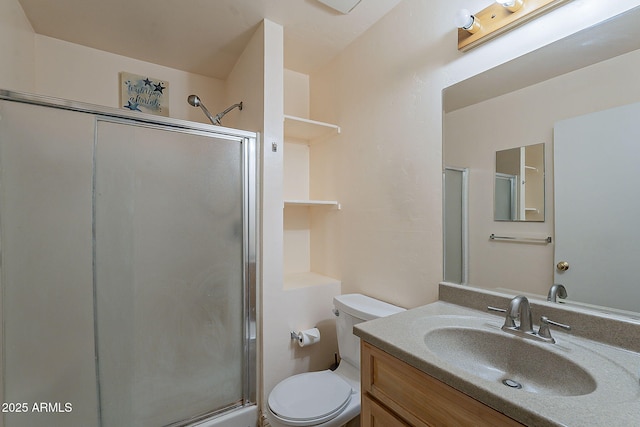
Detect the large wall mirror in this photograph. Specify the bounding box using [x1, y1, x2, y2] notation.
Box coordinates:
[443, 6, 640, 317]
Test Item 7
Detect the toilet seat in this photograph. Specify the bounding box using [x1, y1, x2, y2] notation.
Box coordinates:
[268, 370, 353, 426]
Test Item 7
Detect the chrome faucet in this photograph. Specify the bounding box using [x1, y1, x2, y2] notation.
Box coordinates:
[547, 283, 568, 303]
[488, 295, 571, 343]
[502, 295, 533, 334]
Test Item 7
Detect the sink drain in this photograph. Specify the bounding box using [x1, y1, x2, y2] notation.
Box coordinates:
[502, 379, 523, 389]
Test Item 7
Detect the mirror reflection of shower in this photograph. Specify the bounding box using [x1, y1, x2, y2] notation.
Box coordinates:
[187, 94, 243, 126]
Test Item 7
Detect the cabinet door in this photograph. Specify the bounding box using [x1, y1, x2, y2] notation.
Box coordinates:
[362, 394, 411, 427]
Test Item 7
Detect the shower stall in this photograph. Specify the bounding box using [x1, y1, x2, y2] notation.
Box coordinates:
[0, 91, 257, 427]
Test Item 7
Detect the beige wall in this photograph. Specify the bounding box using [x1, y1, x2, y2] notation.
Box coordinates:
[284, 69, 310, 118]
[0, 0, 34, 91]
[309, 0, 640, 309]
[445, 47, 640, 297]
[33, 35, 227, 124]
[0, 0, 227, 125]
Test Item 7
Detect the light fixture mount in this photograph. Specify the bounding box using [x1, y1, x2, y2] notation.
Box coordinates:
[458, 0, 573, 51]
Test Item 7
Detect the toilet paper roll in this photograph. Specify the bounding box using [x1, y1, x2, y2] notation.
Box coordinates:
[297, 328, 321, 347]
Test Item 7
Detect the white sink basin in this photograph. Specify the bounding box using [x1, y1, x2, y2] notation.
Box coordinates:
[424, 326, 596, 396]
[416, 314, 640, 404]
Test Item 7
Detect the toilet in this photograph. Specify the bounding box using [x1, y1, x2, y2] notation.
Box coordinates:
[266, 293, 405, 427]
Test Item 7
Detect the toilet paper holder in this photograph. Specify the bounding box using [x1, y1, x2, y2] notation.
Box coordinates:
[290, 327, 321, 347]
[290, 328, 319, 340]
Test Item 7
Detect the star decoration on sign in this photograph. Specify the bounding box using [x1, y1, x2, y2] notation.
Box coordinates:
[154, 82, 166, 93]
[143, 77, 153, 87]
[123, 100, 142, 112]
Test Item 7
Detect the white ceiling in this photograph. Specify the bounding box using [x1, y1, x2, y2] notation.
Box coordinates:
[18, 0, 402, 80]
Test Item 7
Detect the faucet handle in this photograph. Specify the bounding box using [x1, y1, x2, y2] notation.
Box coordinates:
[538, 315, 571, 342]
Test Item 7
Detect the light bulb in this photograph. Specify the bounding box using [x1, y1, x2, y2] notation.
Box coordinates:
[496, 0, 524, 12]
[455, 9, 481, 33]
[454, 9, 474, 29]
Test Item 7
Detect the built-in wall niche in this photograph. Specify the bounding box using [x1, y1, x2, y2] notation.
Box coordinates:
[283, 115, 341, 289]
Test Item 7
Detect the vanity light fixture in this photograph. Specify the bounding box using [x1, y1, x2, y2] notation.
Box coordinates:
[457, 0, 573, 51]
[495, 0, 525, 12]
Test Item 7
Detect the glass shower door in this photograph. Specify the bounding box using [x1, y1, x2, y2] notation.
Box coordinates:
[0, 100, 99, 427]
[94, 120, 246, 426]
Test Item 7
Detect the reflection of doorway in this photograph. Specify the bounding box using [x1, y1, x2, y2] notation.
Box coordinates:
[443, 167, 468, 284]
[494, 172, 517, 221]
[554, 101, 640, 313]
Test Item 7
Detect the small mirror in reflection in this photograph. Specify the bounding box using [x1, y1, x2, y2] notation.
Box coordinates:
[494, 143, 544, 221]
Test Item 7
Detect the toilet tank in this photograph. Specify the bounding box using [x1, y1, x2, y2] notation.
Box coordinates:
[333, 294, 405, 369]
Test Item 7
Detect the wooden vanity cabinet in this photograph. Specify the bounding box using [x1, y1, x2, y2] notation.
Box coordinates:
[360, 341, 524, 427]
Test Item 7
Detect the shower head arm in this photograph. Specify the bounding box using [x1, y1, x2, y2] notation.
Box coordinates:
[188, 95, 243, 126]
[213, 102, 243, 124]
[197, 103, 220, 126]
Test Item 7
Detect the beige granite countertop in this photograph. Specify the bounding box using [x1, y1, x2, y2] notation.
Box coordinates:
[354, 300, 640, 426]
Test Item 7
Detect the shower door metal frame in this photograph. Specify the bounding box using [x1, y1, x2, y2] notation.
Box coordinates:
[0, 89, 258, 424]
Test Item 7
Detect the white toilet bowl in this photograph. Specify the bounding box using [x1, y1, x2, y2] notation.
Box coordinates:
[266, 363, 360, 427]
[265, 294, 405, 427]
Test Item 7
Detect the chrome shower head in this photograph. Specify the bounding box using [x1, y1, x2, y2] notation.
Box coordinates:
[187, 94, 219, 125]
[187, 94, 201, 107]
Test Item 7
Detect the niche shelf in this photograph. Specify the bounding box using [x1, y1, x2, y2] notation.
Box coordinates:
[283, 114, 341, 290]
[284, 115, 341, 142]
[284, 199, 341, 209]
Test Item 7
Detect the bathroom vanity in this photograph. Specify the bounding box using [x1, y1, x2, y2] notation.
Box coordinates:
[355, 283, 640, 426]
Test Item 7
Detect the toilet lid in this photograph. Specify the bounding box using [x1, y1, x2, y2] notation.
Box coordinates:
[268, 370, 353, 425]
